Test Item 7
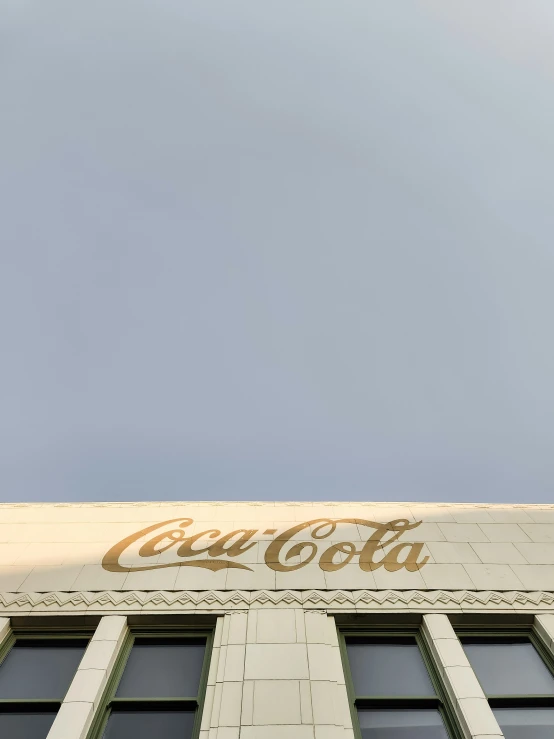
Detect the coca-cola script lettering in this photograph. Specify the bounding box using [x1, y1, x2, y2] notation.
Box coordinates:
[102, 518, 429, 573]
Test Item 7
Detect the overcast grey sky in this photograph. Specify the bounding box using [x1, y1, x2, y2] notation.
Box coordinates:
[1, 0, 554, 503]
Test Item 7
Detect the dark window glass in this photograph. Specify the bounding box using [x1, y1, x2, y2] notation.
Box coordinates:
[346, 641, 435, 696]
[463, 640, 554, 695]
[102, 710, 195, 739]
[494, 707, 554, 739]
[116, 641, 206, 698]
[0, 641, 87, 699]
[357, 708, 449, 738]
[0, 712, 57, 738]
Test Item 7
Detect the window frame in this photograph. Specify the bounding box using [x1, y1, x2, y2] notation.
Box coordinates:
[456, 625, 554, 710]
[337, 626, 463, 739]
[0, 626, 92, 720]
[88, 626, 214, 739]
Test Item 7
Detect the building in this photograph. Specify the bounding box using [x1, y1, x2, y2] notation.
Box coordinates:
[0, 501, 553, 738]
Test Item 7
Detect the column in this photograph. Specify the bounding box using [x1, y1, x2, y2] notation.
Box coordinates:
[200, 611, 247, 739]
[241, 607, 311, 739]
[232, 607, 354, 739]
[47, 615, 128, 739]
[422, 614, 503, 739]
[304, 610, 356, 739]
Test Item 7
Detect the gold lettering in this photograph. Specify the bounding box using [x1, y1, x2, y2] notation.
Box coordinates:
[208, 529, 257, 558]
[382, 542, 429, 572]
[266, 518, 363, 572]
[103, 518, 190, 572]
[319, 542, 358, 572]
[177, 529, 221, 557]
[102, 516, 429, 576]
[357, 523, 393, 571]
[358, 519, 420, 571]
[138, 526, 188, 557]
[102, 518, 253, 573]
[265, 520, 319, 572]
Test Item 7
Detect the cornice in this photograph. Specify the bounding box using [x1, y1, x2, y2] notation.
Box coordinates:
[0, 501, 553, 509]
[1, 589, 553, 613]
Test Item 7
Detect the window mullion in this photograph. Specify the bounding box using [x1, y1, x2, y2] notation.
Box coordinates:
[488, 696, 554, 709]
[354, 696, 441, 709]
[45, 616, 128, 739]
[0, 699, 61, 711]
[110, 698, 199, 711]
[421, 614, 504, 739]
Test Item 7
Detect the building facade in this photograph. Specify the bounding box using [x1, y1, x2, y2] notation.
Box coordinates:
[0, 501, 553, 738]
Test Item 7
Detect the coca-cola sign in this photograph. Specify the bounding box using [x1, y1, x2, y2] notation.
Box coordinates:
[102, 517, 429, 574]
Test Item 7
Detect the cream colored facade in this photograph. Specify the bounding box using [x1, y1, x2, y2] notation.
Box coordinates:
[1, 500, 554, 738]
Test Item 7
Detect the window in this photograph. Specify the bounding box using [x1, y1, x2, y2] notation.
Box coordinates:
[339, 631, 461, 739]
[91, 629, 212, 739]
[0, 631, 88, 739]
[460, 632, 554, 739]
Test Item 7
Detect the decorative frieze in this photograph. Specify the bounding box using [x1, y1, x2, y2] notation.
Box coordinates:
[0, 589, 553, 613]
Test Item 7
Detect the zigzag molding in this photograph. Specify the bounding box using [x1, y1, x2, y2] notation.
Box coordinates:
[1, 589, 553, 612]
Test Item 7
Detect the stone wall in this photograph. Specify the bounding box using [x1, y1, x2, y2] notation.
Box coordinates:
[0, 502, 553, 594]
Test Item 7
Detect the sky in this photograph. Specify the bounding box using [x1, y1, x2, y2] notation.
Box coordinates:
[1, 0, 554, 504]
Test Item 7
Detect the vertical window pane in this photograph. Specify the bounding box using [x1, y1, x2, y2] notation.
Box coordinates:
[462, 640, 554, 695]
[116, 640, 206, 698]
[0, 640, 87, 699]
[357, 708, 449, 738]
[494, 707, 554, 739]
[102, 710, 195, 739]
[0, 712, 57, 738]
[346, 640, 435, 696]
